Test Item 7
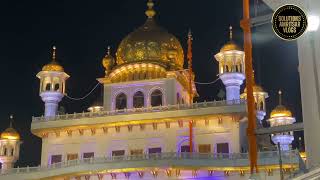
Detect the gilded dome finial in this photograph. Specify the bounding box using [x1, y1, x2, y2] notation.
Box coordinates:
[41, 46, 64, 72]
[278, 90, 282, 105]
[145, 0, 156, 18]
[107, 46, 111, 55]
[187, 28, 193, 61]
[52, 46, 57, 62]
[229, 25, 233, 41]
[219, 26, 241, 52]
[9, 114, 13, 128]
[252, 70, 255, 84]
[102, 45, 115, 74]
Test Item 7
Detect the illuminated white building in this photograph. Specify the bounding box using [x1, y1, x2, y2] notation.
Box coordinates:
[268, 91, 295, 151]
[0, 1, 301, 179]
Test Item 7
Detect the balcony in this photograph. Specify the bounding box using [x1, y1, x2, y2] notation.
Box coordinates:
[0, 151, 300, 179]
[31, 100, 246, 134]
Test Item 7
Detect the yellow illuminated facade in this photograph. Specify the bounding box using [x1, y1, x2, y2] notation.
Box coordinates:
[0, 1, 301, 180]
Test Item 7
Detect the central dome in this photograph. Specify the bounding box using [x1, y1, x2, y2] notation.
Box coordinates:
[116, 18, 184, 70]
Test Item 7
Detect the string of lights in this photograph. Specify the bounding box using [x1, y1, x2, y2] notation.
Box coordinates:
[64, 76, 220, 101]
[194, 77, 220, 85]
[65, 82, 101, 101]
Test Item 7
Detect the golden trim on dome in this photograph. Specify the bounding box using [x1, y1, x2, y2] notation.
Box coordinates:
[145, 0, 156, 18]
[42, 46, 65, 72]
[107, 63, 167, 83]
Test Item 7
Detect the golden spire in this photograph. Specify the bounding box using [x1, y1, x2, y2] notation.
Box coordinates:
[41, 46, 64, 72]
[252, 70, 255, 84]
[219, 26, 241, 52]
[145, 0, 156, 18]
[9, 114, 13, 128]
[187, 29, 193, 62]
[107, 46, 111, 56]
[52, 46, 57, 62]
[229, 25, 233, 41]
[278, 90, 282, 105]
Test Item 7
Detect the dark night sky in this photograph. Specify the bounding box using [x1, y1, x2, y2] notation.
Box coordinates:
[0, 0, 302, 167]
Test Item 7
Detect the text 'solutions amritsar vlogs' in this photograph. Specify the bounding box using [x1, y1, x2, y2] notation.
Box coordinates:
[272, 4, 308, 41]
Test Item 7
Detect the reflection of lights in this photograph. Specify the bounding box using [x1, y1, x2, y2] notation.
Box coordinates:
[307, 15, 319, 32]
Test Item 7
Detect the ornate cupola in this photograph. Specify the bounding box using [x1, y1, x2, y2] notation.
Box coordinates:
[37, 46, 70, 117]
[0, 115, 22, 171]
[268, 90, 295, 151]
[241, 72, 268, 122]
[105, 0, 184, 83]
[214, 26, 246, 101]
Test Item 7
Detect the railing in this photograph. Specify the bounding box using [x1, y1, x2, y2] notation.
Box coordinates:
[1, 150, 300, 175]
[32, 99, 246, 122]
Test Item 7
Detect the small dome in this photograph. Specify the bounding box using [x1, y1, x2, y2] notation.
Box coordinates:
[42, 46, 64, 72]
[220, 41, 242, 52]
[270, 105, 292, 118]
[1, 127, 20, 140]
[42, 61, 64, 72]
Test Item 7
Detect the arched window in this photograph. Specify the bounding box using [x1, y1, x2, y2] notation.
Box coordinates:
[45, 83, 51, 91]
[133, 91, 144, 108]
[115, 93, 127, 110]
[11, 149, 14, 156]
[151, 89, 163, 107]
[54, 83, 60, 91]
[3, 148, 7, 156]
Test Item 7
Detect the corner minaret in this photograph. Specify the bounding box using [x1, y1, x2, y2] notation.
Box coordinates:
[37, 46, 69, 117]
[268, 90, 295, 151]
[214, 26, 245, 101]
[0, 115, 22, 172]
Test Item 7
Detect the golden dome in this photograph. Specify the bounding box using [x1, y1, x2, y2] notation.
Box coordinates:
[115, 1, 184, 70]
[1, 127, 20, 140]
[220, 26, 242, 52]
[270, 105, 292, 118]
[220, 41, 242, 52]
[42, 61, 64, 72]
[270, 90, 292, 118]
[1, 116, 20, 140]
[42, 46, 64, 72]
[102, 46, 115, 70]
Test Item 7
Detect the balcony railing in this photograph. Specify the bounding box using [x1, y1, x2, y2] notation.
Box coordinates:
[32, 99, 246, 122]
[1, 150, 300, 175]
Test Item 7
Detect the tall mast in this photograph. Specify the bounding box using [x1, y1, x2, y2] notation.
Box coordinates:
[241, 0, 258, 174]
[187, 29, 194, 153]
